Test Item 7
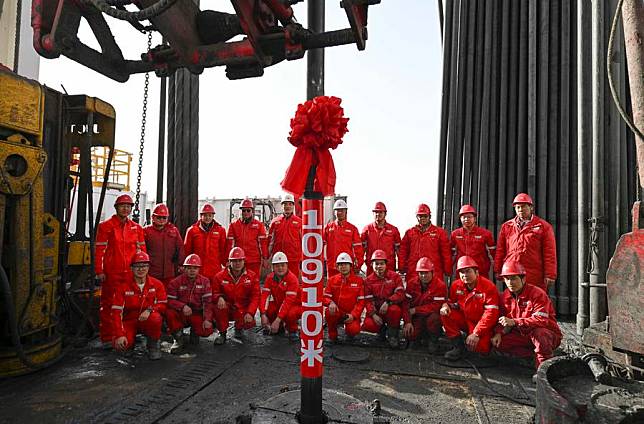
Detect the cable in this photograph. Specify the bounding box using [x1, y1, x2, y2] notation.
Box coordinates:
[464, 358, 536, 407]
[85, 0, 178, 22]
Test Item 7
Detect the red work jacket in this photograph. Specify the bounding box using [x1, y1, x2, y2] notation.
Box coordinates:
[323, 273, 365, 320]
[211, 268, 260, 315]
[361, 222, 401, 270]
[260, 271, 301, 319]
[447, 276, 500, 336]
[497, 284, 561, 336]
[402, 276, 448, 323]
[184, 220, 227, 278]
[364, 270, 405, 316]
[166, 274, 213, 321]
[110, 276, 167, 337]
[95, 215, 146, 275]
[450, 226, 495, 276]
[494, 215, 557, 288]
[268, 214, 302, 263]
[324, 220, 364, 269]
[144, 223, 185, 281]
[399, 224, 452, 277]
[226, 218, 269, 264]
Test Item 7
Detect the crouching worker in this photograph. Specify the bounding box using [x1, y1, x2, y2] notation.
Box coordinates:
[492, 260, 562, 375]
[402, 257, 447, 353]
[361, 250, 405, 348]
[211, 247, 260, 345]
[166, 254, 214, 352]
[111, 252, 167, 359]
[260, 252, 301, 341]
[440, 256, 499, 360]
[323, 252, 366, 343]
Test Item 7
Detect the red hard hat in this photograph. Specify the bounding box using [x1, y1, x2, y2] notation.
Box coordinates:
[512, 193, 533, 206]
[183, 253, 202, 267]
[372, 202, 387, 212]
[152, 203, 169, 217]
[459, 204, 477, 216]
[370, 249, 388, 262]
[240, 198, 254, 209]
[499, 260, 526, 277]
[416, 257, 435, 272]
[456, 255, 479, 272]
[131, 251, 150, 265]
[200, 203, 215, 214]
[228, 247, 245, 260]
[416, 203, 431, 215]
[115, 194, 134, 206]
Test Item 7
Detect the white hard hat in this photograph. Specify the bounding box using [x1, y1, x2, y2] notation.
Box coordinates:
[336, 252, 352, 264]
[333, 199, 348, 210]
[282, 194, 295, 203]
[272, 251, 289, 264]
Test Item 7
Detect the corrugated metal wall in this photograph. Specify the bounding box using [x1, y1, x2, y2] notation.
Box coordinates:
[436, 0, 638, 317]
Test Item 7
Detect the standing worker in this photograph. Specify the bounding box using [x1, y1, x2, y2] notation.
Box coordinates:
[144, 203, 185, 286]
[268, 194, 302, 276]
[184, 203, 227, 283]
[399, 203, 451, 281]
[450, 204, 495, 278]
[260, 252, 301, 341]
[95, 194, 147, 347]
[226, 198, 269, 278]
[361, 201, 402, 275]
[323, 199, 364, 278]
[494, 193, 557, 292]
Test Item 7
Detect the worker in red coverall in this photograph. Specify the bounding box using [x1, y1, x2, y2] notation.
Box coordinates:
[440, 256, 500, 360]
[399, 203, 452, 282]
[110, 251, 166, 360]
[361, 202, 402, 275]
[144, 203, 185, 287]
[166, 254, 213, 352]
[450, 204, 495, 278]
[95, 194, 147, 346]
[184, 203, 227, 283]
[211, 247, 260, 344]
[494, 193, 557, 292]
[492, 260, 562, 376]
[268, 194, 302, 276]
[402, 257, 448, 353]
[361, 250, 405, 348]
[323, 199, 364, 278]
[260, 251, 301, 341]
[227, 198, 269, 278]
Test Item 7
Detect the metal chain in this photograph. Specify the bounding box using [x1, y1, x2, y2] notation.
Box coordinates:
[133, 30, 152, 223]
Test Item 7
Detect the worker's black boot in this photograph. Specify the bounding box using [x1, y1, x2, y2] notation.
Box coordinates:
[427, 334, 440, 354]
[213, 330, 227, 346]
[444, 337, 465, 361]
[170, 331, 185, 354]
[189, 330, 200, 345]
[147, 337, 162, 360]
[386, 327, 400, 348]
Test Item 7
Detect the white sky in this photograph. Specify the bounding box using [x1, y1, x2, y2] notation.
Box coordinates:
[38, 0, 442, 231]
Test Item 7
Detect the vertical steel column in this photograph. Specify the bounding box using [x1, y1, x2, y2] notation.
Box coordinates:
[506, 0, 520, 209]
[485, 0, 501, 235]
[469, 0, 486, 209]
[461, 0, 478, 206]
[527, 0, 538, 196]
[495, 0, 510, 226]
[307, 0, 325, 100]
[156, 75, 167, 204]
[516, 0, 529, 190]
[167, 75, 175, 223]
[537, 0, 550, 215]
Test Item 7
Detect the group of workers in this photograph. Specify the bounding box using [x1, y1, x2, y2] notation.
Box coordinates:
[94, 191, 561, 378]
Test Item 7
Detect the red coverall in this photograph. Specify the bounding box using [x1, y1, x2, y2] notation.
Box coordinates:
[95, 215, 146, 342]
[184, 220, 227, 281]
[323, 273, 365, 340]
[227, 219, 269, 277]
[441, 276, 500, 353]
[450, 226, 495, 278]
[268, 214, 302, 276]
[260, 270, 302, 332]
[361, 270, 405, 332]
[399, 224, 452, 281]
[494, 284, 562, 368]
[361, 222, 402, 275]
[110, 276, 167, 349]
[324, 220, 364, 278]
[211, 268, 260, 332]
[402, 276, 447, 341]
[144, 223, 185, 286]
[494, 215, 557, 291]
[166, 274, 214, 337]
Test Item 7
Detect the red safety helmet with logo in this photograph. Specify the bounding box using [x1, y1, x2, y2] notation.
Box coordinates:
[240, 199, 254, 209]
[459, 204, 477, 216]
[416, 203, 431, 215]
[372, 202, 387, 212]
[152, 203, 169, 217]
[499, 260, 526, 277]
[200, 203, 215, 214]
[228, 246, 246, 260]
[183, 253, 202, 267]
[131, 251, 150, 265]
[456, 255, 479, 272]
[370, 249, 388, 262]
[416, 257, 435, 272]
[512, 193, 533, 206]
[115, 194, 134, 206]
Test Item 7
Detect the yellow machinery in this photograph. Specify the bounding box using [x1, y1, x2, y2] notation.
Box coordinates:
[0, 69, 115, 377]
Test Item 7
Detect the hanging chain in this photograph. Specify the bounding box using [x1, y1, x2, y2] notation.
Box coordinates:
[133, 30, 152, 223]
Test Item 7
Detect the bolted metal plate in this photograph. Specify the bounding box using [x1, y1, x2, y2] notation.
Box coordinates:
[330, 346, 370, 364]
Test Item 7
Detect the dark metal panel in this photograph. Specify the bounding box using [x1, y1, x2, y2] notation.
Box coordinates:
[569, 0, 580, 316]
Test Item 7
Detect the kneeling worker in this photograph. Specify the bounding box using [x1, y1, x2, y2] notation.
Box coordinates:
[260, 251, 302, 340]
[111, 252, 167, 359]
